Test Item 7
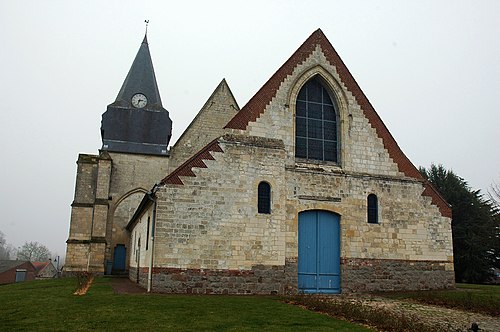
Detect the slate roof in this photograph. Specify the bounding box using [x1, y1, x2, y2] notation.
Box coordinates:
[158, 29, 451, 218]
[101, 35, 173, 155]
[111, 35, 163, 110]
[0, 260, 30, 273]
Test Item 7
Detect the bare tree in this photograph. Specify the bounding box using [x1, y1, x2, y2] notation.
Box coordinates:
[0, 231, 15, 260]
[488, 179, 500, 208]
[17, 241, 51, 261]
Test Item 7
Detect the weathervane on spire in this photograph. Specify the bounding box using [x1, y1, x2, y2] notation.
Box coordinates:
[145, 20, 149, 36]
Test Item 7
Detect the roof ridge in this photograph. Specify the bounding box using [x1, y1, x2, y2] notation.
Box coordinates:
[223, 29, 451, 218]
[171, 79, 239, 149]
[224, 30, 322, 130]
[161, 138, 224, 185]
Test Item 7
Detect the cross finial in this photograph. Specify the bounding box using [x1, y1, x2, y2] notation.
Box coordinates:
[145, 20, 149, 36]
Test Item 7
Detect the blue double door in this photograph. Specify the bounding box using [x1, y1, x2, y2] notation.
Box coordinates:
[298, 210, 340, 294]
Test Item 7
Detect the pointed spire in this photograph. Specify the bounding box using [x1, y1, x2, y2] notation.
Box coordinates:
[111, 33, 163, 110]
[101, 32, 173, 155]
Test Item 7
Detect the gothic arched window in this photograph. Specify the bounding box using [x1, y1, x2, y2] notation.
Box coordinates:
[367, 194, 378, 224]
[295, 77, 338, 162]
[258, 182, 271, 214]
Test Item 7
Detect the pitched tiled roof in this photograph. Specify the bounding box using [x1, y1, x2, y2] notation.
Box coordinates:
[224, 29, 450, 218]
[160, 139, 224, 185]
[32, 261, 50, 273]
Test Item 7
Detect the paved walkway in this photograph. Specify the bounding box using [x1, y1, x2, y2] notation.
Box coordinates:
[109, 277, 147, 294]
[331, 295, 500, 332]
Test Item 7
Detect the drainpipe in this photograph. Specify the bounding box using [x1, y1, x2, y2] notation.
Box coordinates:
[87, 205, 96, 272]
[147, 184, 158, 292]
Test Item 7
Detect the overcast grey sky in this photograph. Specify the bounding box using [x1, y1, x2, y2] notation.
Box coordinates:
[1, 1, 498, 259]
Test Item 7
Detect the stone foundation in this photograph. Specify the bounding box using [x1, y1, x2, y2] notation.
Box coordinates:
[341, 258, 455, 293]
[150, 266, 283, 295]
[128, 267, 149, 289]
[134, 257, 454, 294]
[143, 259, 297, 295]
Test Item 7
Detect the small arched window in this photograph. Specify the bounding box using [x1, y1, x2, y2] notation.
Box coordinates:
[295, 77, 338, 162]
[258, 182, 271, 214]
[367, 194, 378, 224]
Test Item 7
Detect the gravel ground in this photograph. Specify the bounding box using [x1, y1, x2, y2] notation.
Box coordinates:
[333, 294, 500, 332]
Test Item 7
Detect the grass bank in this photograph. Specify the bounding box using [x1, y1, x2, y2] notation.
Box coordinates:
[0, 278, 370, 331]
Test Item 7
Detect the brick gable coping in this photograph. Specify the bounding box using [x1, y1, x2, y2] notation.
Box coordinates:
[160, 139, 224, 185]
[224, 29, 451, 218]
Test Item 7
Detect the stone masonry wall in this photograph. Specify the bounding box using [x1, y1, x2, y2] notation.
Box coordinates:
[128, 40, 453, 293]
[128, 206, 152, 273]
[244, 45, 402, 178]
[168, 79, 239, 171]
[128, 267, 149, 289]
[284, 170, 454, 264]
[149, 259, 297, 294]
[341, 258, 455, 292]
[73, 154, 99, 204]
[153, 135, 287, 271]
[139, 257, 453, 294]
[67, 151, 169, 273]
[65, 154, 99, 272]
[105, 152, 169, 267]
[65, 243, 90, 271]
[137, 133, 452, 293]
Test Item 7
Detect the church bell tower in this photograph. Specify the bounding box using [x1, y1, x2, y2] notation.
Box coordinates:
[65, 33, 173, 275]
[101, 35, 172, 155]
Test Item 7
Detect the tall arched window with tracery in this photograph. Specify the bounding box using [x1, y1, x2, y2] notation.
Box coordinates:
[295, 77, 339, 162]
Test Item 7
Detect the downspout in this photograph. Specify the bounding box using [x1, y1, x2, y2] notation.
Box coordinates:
[87, 204, 96, 272]
[147, 184, 158, 292]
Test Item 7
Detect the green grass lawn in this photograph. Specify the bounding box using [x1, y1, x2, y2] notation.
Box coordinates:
[379, 283, 500, 316]
[0, 278, 371, 331]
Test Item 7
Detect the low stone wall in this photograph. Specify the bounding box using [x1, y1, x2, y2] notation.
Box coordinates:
[140, 257, 454, 294]
[341, 258, 455, 293]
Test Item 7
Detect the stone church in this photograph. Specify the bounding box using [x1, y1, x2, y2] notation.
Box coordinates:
[65, 29, 454, 294]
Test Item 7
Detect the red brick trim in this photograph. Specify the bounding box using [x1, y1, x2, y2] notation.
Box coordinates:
[224, 29, 451, 218]
[160, 139, 224, 185]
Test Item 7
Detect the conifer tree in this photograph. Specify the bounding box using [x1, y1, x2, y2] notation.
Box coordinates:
[420, 164, 499, 283]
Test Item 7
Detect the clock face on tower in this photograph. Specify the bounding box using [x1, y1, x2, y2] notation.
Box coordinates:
[131, 93, 148, 108]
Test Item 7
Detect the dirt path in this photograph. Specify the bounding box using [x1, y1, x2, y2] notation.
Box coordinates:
[335, 295, 500, 332]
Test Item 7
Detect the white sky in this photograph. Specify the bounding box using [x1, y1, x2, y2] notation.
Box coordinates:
[0, 1, 498, 259]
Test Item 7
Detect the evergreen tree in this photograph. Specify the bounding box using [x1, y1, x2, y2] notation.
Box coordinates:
[419, 164, 499, 283]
